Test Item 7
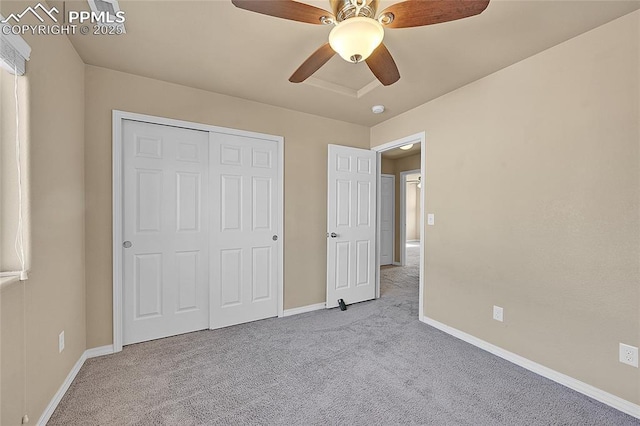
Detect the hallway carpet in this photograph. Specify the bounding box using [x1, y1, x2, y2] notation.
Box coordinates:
[49, 246, 638, 425]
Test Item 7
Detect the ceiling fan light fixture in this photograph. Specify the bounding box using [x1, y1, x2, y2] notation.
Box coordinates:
[400, 144, 414, 151]
[329, 17, 384, 63]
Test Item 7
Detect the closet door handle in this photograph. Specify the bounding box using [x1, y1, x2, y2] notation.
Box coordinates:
[123, 241, 132, 248]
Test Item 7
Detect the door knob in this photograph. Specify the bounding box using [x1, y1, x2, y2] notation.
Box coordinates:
[123, 241, 132, 248]
[330, 232, 337, 238]
[272, 235, 278, 241]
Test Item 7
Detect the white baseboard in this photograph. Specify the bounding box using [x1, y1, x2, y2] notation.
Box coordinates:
[392, 261, 402, 266]
[420, 316, 640, 420]
[37, 353, 86, 425]
[85, 344, 114, 359]
[283, 302, 325, 317]
[37, 345, 114, 425]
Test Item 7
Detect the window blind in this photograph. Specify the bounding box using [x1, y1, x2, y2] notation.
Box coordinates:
[0, 18, 31, 75]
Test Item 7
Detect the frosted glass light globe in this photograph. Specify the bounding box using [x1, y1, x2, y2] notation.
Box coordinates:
[329, 17, 384, 63]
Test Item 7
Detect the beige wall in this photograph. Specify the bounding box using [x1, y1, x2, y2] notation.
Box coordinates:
[1, 4, 638, 421]
[372, 11, 640, 405]
[381, 157, 394, 175]
[84, 66, 370, 348]
[381, 154, 421, 262]
[0, 2, 86, 424]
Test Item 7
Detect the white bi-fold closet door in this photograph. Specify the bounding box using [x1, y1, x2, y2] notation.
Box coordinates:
[122, 119, 280, 345]
[209, 132, 280, 329]
[122, 120, 210, 345]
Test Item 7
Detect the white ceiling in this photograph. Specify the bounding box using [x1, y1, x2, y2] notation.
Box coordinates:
[62, 0, 640, 126]
[381, 144, 420, 159]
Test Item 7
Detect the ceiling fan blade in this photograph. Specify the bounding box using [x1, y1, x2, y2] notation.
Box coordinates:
[289, 43, 336, 83]
[231, 0, 334, 25]
[379, 0, 490, 29]
[365, 43, 400, 86]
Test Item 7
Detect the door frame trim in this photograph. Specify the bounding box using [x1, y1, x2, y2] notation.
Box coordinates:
[112, 110, 285, 353]
[380, 173, 395, 266]
[399, 168, 421, 266]
[372, 132, 425, 318]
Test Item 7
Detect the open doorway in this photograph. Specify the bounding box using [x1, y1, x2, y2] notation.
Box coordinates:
[373, 133, 425, 320]
[400, 170, 421, 266]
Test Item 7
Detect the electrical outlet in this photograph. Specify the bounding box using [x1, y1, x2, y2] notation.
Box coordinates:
[493, 305, 504, 322]
[619, 343, 638, 367]
[58, 331, 65, 353]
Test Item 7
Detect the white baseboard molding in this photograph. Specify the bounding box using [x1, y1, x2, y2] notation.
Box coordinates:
[283, 302, 325, 317]
[393, 262, 402, 266]
[37, 353, 86, 425]
[85, 344, 114, 359]
[420, 316, 640, 420]
[38, 345, 115, 425]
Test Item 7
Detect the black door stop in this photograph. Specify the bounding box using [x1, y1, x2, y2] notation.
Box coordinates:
[338, 299, 347, 311]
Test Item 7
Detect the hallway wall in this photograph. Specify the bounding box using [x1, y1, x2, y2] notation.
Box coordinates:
[381, 154, 421, 263]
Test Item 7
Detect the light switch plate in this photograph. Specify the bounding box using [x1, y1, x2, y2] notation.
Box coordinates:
[427, 214, 435, 226]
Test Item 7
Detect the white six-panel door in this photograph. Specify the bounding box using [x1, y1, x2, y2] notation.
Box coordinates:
[380, 174, 395, 266]
[210, 132, 280, 328]
[122, 120, 210, 345]
[326, 145, 377, 309]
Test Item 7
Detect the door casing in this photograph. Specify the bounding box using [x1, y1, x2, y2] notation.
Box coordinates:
[112, 110, 284, 353]
[372, 132, 426, 319]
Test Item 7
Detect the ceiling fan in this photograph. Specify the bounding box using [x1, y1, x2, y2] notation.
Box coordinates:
[231, 0, 490, 86]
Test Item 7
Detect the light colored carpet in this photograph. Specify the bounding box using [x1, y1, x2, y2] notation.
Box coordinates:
[49, 246, 639, 425]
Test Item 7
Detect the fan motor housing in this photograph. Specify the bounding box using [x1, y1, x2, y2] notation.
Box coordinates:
[330, 0, 379, 22]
